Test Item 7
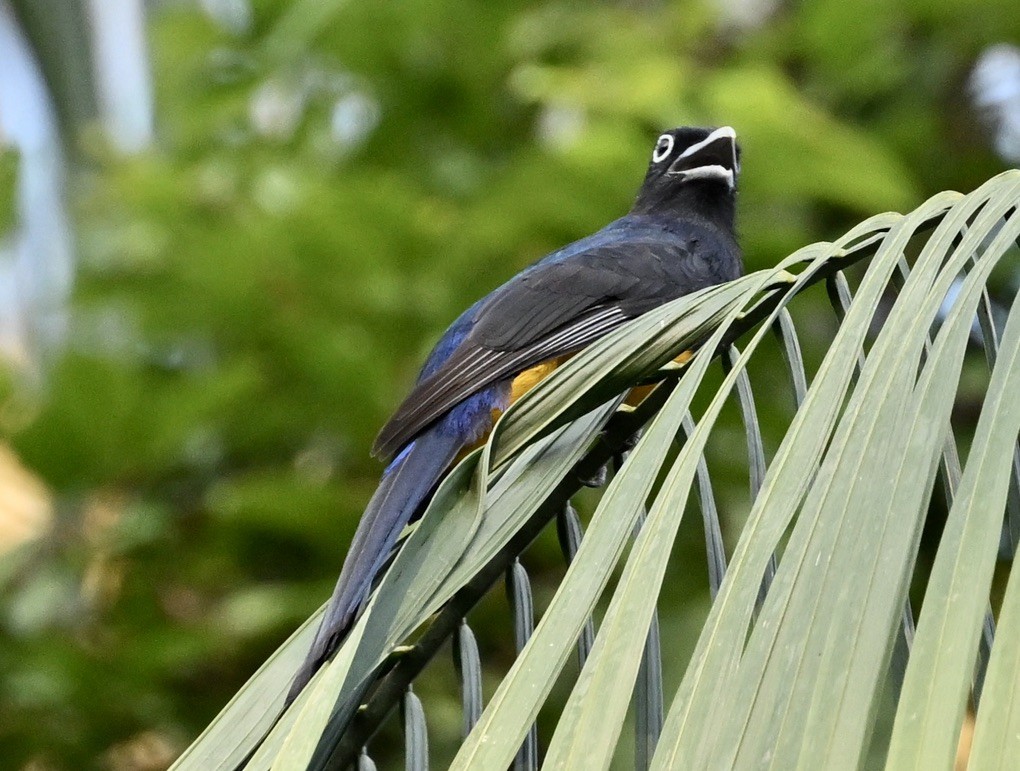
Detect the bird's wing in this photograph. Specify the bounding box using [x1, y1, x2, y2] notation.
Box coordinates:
[373, 236, 715, 459]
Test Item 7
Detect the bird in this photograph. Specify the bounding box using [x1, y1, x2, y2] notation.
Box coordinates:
[288, 125, 744, 701]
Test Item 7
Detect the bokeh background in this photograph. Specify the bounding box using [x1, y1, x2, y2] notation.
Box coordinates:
[0, 0, 1018, 768]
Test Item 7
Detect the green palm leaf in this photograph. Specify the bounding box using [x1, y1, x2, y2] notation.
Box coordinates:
[172, 170, 1020, 770]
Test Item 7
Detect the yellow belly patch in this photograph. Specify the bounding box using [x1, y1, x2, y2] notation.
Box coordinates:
[451, 359, 564, 460]
[510, 359, 562, 403]
[497, 349, 695, 416]
[460, 348, 693, 459]
[625, 349, 694, 406]
[488, 357, 564, 426]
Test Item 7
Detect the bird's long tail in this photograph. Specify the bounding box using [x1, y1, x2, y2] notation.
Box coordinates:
[288, 427, 462, 702]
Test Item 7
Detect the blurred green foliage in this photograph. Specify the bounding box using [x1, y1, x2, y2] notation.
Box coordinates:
[0, 0, 1017, 767]
[0, 149, 18, 234]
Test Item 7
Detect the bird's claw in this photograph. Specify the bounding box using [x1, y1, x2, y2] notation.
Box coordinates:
[579, 464, 608, 488]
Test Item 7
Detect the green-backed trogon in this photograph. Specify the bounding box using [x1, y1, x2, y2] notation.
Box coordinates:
[289, 126, 744, 700]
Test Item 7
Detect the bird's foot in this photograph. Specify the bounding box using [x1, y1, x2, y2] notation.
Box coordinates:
[579, 464, 608, 488]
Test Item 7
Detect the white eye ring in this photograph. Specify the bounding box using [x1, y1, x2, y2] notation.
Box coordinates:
[652, 134, 674, 163]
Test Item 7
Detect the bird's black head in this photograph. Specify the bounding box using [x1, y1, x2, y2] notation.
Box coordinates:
[632, 126, 740, 228]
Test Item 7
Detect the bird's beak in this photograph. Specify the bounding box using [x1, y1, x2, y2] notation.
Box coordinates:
[668, 126, 738, 188]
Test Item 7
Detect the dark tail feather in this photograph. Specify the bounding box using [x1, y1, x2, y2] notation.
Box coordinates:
[287, 428, 462, 703]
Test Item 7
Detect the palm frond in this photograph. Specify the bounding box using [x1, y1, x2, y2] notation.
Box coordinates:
[172, 170, 1020, 771]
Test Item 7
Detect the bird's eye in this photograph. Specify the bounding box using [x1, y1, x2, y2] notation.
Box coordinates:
[652, 134, 674, 163]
